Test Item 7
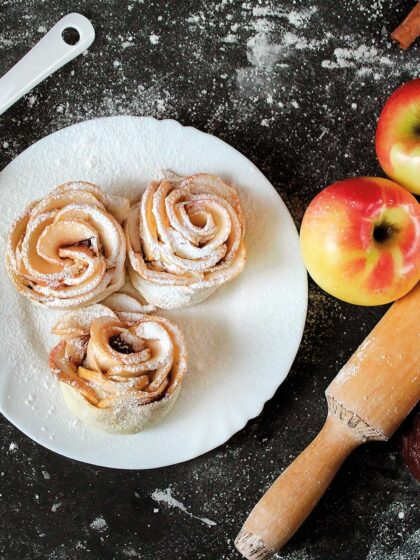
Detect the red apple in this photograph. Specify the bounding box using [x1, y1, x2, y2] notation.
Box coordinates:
[376, 78, 420, 195]
[300, 177, 420, 306]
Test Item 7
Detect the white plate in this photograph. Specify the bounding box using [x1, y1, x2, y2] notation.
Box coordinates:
[0, 116, 307, 469]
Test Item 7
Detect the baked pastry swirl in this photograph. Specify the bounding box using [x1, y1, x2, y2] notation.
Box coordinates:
[5, 182, 129, 309]
[126, 173, 246, 309]
[49, 293, 187, 434]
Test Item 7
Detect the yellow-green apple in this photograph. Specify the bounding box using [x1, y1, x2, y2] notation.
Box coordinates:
[376, 78, 420, 195]
[300, 177, 420, 306]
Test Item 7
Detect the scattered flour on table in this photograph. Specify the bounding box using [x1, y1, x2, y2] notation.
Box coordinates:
[244, 11, 323, 70]
[233, 3, 419, 105]
[322, 44, 392, 71]
[0, 1, 416, 132]
[274, 551, 313, 560]
[90, 515, 108, 532]
[122, 548, 141, 558]
[285, 7, 318, 28]
[151, 487, 217, 527]
[27, 95, 37, 108]
[367, 529, 420, 560]
[365, 500, 419, 560]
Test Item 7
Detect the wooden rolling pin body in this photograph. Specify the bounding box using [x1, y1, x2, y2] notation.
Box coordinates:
[235, 285, 420, 560]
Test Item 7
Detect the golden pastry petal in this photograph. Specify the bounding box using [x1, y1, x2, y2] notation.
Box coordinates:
[52, 304, 118, 339]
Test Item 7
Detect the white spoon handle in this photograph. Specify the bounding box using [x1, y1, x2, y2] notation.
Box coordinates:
[0, 13, 95, 116]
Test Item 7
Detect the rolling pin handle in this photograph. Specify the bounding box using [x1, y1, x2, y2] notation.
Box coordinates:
[235, 415, 361, 559]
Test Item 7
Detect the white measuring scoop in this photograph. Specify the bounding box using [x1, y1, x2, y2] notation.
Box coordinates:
[0, 13, 95, 116]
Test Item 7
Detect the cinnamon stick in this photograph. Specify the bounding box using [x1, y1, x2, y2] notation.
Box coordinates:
[391, 2, 420, 49]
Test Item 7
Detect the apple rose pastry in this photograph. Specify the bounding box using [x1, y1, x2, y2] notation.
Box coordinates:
[5, 181, 129, 309]
[49, 294, 187, 434]
[126, 172, 246, 309]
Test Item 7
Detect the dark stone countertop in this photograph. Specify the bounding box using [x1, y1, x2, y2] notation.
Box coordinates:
[0, 1, 419, 559]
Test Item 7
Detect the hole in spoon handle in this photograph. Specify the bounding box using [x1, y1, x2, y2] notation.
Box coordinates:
[62, 27, 81, 46]
[0, 13, 95, 116]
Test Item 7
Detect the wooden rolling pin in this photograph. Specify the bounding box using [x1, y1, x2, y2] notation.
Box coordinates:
[235, 284, 420, 560]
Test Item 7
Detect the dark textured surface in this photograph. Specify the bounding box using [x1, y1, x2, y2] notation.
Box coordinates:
[0, 1, 419, 559]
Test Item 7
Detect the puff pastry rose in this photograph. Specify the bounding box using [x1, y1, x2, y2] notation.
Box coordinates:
[49, 292, 187, 434]
[126, 173, 246, 309]
[5, 181, 129, 309]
